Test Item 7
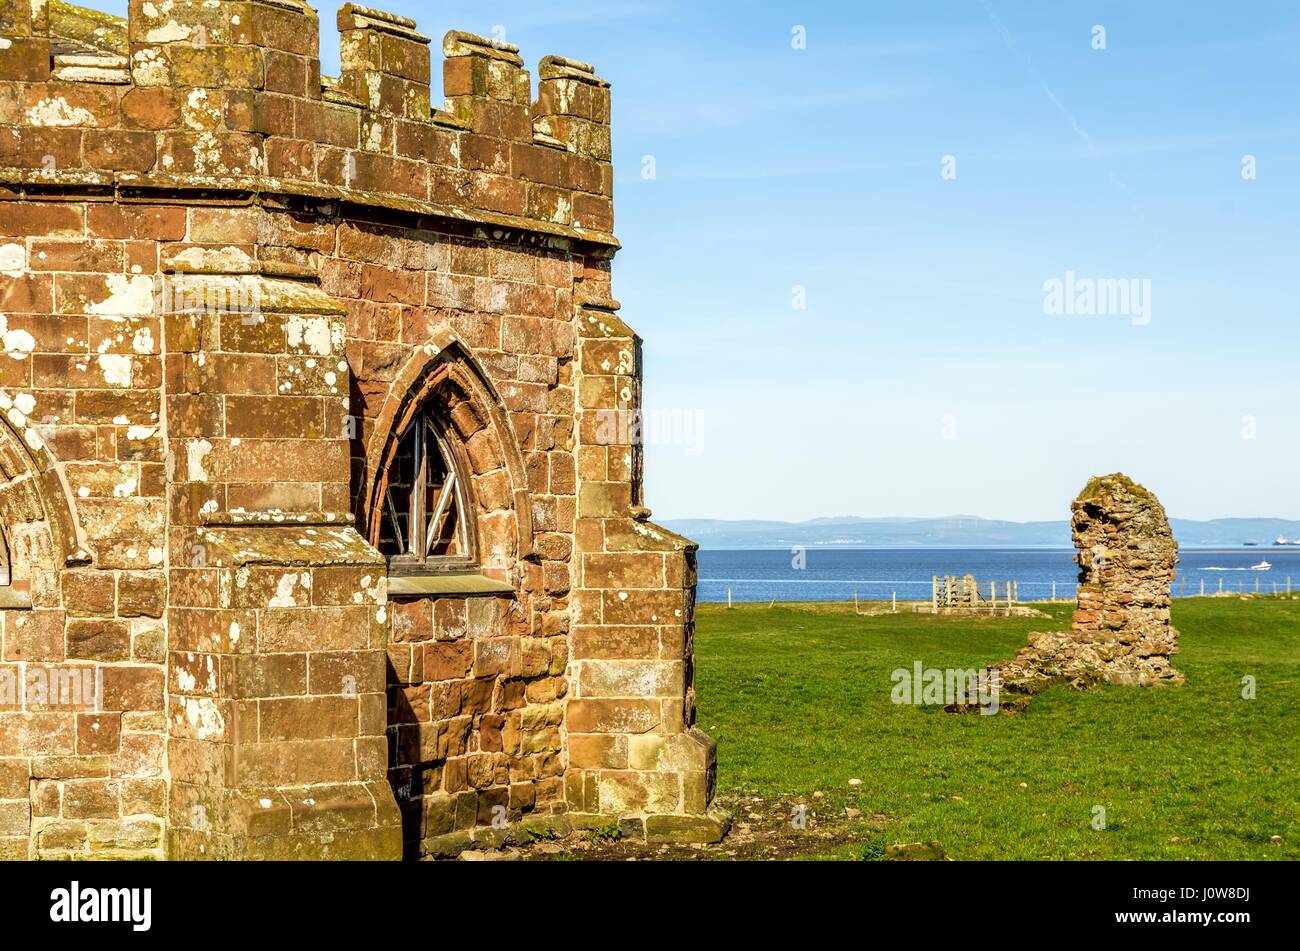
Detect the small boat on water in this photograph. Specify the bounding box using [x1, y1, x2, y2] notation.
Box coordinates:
[1250, 561, 1271, 571]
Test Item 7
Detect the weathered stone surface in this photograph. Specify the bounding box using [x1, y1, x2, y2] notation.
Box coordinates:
[0, 0, 718, 861]
[994, 473, 1183, 700]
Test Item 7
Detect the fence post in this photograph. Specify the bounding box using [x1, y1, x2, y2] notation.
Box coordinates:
[932, 575, 938, 613]
[891, 591, 897, 613]
[727, 587, 732, 609]
[1200, 578, 1205, 596]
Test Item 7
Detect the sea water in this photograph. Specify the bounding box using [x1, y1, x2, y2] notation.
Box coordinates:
[695, 547, 1298, 603]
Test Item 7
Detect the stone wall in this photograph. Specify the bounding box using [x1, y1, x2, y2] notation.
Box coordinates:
[995, 473, 1183, 702]
[0, 0, 723, 859]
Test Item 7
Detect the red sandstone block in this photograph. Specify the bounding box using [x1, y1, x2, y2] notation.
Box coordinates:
[583, 553, 666, 590]
[97, 666, 165, 714]
[2, 610, 66, 662]
[0, 272, 53, 314]
[66, 619, 131, 663]
[428, 165, 475, 207]
[510, 142, 564, 187]
[472, 172, 526, 216]
[188, 206, 259, 244]
[230, 654, 308, 699]
[254, 691, 361, 743]
[86, 204, 186, 241]
[388, 600, 432, 644]
[75, 389, 159, 426]
[27, 239, 123, 273]
[424, 641, 472, 682]
[264, 50, 309, 96]
[157, 131, 263, 175]
[117, 572, 165, 619]
[0, 202, 83, 238]
[224, 395, 325, 439]
[308, 651, 385, 696]
[0, 713, 76, 757]
[120, 87, 182, 130]
[259, 605, 375, 653]
[0, 127, 80, 170]
[566, 699, 659, 735]
[84, 130, 157, 173]
[186, 353, 278, 395]
[167, 608, 254, 654]
[60, 571, 115, 617]
[169, 44, 264, 89]
[264, 136, 314, 179]
[573, 193, 614, 233]
[76, 713, 122, 756]
[0, 37, 51, 81]
[359, 265, 423, 305]
[22, 83, 118, 128]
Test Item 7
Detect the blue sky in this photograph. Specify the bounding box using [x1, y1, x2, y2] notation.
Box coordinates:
[99, 1, 1300, 521]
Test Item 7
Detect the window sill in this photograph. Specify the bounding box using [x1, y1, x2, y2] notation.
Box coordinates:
[386, 574, 514, 597]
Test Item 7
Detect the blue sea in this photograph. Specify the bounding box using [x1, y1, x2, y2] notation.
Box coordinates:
[696, 548, 1300, 603]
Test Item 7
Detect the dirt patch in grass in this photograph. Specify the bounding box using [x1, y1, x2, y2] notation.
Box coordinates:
[498, 796, 885, 862]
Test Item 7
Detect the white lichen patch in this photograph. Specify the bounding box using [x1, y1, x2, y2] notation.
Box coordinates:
[182, 88, 222, 130]
[25, 97, 97, 127]
[97, 353, 132, 387]
[0, 244, 25, 275]
[187, 438, 213, 482]
[284, 314, 338, 356]
[131, 48, 169, 86]
[145, 20, 192, 43]
[88, 274, 155, 319]
[268, 572, 308, 608]
[0, 315, 36, 360]
[183, 697, 225, 740]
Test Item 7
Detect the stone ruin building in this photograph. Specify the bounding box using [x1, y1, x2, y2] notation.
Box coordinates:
[0, 0, 724, 859]
[993, 472, 1183, 706]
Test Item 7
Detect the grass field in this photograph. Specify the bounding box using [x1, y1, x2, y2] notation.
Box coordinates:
[694, 597, 1299, 860]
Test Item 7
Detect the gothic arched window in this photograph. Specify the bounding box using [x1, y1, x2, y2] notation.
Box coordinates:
[376, 408, 475, 574]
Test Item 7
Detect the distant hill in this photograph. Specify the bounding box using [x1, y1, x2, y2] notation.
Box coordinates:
[659, 515, 1300, 549]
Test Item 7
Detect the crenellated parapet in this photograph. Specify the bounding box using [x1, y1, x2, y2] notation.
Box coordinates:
[0, 0, 617, 246]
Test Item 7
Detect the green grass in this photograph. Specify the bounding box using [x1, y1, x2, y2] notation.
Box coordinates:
[694, 597, 1300, 859]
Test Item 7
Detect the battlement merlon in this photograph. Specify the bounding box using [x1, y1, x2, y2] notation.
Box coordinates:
[0, 0, 617, 248]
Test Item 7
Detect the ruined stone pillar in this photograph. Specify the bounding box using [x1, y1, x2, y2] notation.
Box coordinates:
[995, 473, 1183, 699]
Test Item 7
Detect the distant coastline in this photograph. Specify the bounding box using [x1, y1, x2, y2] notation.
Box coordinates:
[661, 515, 1300, 550]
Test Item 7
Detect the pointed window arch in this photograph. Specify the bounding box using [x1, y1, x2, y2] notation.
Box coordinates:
[376, 406, 476, 574]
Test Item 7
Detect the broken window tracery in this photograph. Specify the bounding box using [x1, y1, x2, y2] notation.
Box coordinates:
[376, 408, 474, 574]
